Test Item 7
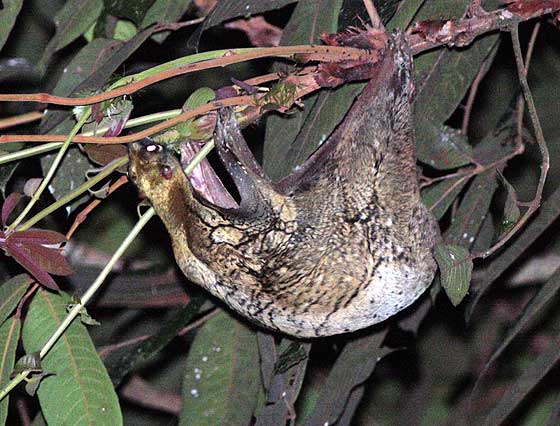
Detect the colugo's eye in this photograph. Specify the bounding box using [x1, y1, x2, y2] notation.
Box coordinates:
[160, 165, 173, 180]
[145, 143, 163, 153]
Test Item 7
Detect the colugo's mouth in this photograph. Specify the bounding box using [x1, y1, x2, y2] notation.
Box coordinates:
[180, 139, 239, 210]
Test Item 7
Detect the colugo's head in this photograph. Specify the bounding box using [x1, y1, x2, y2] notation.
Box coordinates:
[128, 139, 184, 199]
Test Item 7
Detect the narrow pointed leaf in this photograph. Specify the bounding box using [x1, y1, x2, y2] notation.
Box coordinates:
[41, 0, 104, 67]
[1, 193, 22, 226]
[5, 243, 59, 290]
[473, 266, 560, 401]
[434, 244, 473, 306]
[466, 186, 560, 319]
[0, 274, 33, 325]
[0, 316, 20, 426]
[104, 296, 205, 386]
[22, 290, 122, 426]
[9, 229, 67, 245]
[305, 329, 388, 426]
[263, 0, 344, 180]
[481, 331, 560, 426]
[0, 0, 24, 52]
[179, 310, 261, 426]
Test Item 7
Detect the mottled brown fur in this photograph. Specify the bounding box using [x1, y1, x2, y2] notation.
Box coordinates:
[128, 35, 440, 337]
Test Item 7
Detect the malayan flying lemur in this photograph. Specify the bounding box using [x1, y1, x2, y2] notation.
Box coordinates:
[128, 34, 440, 338]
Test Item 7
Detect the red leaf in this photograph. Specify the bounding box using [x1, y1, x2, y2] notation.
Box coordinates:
[2, 193, 23, 226]
[17, 243, 73, 276]
[9, 229, 67, 245]
[5, 241, 59, 290]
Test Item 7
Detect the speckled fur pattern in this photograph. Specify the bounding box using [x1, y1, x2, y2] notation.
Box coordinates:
[128, 34, 440, 338]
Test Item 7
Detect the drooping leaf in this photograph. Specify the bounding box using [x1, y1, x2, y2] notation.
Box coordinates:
[0, 0, 24, 53]
[481, 331, 560, 426]
[187, 0, 298, 51]
[41, 146, 93, 215]
[178, 310, 261, 426]
[9, 229, 67, 245]
[466, 186, 560, 320]
[0, 316, 20, 426]
[141, 0, 197, 43]
[304, 328, 390, 426]
[104, 0, 156, 25]
[22, 290, 122, 426]
[40, 27, 162, 134]
[0, 163, 20, 198]
[103, 295, 205, 386]
[444, 169, 500, 248]
[413, 0, 500, 170]
[40, 0, 104, 68]
[255, 338, 311, 426]
[1, 192, 22, 226]
[498, 173, 521, 237]
[386, 0, 426, 31]
[112, 19, 138, 40]
[13, 352, 42, 375]
[472, 266, 560, 403]
[434, 244, 473, 306]
[4, 229, 72, 290]
[263, 0, 345, 179]
[0, 274, 33, 325]
[417, 124, 474, 170]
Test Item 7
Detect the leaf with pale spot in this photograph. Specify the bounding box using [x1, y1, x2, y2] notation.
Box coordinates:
[434, 244, 473, 306]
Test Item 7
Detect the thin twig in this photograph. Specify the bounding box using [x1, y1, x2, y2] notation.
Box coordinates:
[66, 175, 129, 240]
[0, 45, 365, 106]
[362, 0, 384, 30]
[98, 308, 219, 359]
[472, 25, 549, 259]
[0, 111, 44, 130]
[515, 22, 541, 148]
[461, 44, 498, 135]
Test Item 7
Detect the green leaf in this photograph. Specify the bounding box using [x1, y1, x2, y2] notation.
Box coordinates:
[113, 19, 137, 40]
[22, 290, 122, 426]
[187, 0, 298, 51]
[0, 0, 24, 52]
[41, 0, 104, 68]
[481, 330, 560, 426]
[498, 173, 521, 237]
[472, 267, 560, 405]
[304, 329, 389, 426]
[386, 0, 426, 31]
[263, 0, 344, 179]
[0, 274, 33, 325]
[417, 124, 474, 170]
[413, 0, 500, 170]
[104, 296, 205, 386]
[178, 310, 261, 426]
[444, 169, 499, 248]
[141, 0, 193, 43]
[0, 317, 20, 426]
[184, 87, 216, 110]
[466, 186, 560, 320]
[421, 176, 469, 220]
[434, 244, 473, 306]
[0, 163, 20, 198]
[41, 146, 93, 214]
[104, 0, 155, 25]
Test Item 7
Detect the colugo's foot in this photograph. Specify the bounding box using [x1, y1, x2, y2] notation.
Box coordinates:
[128, 33, 440, 338]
